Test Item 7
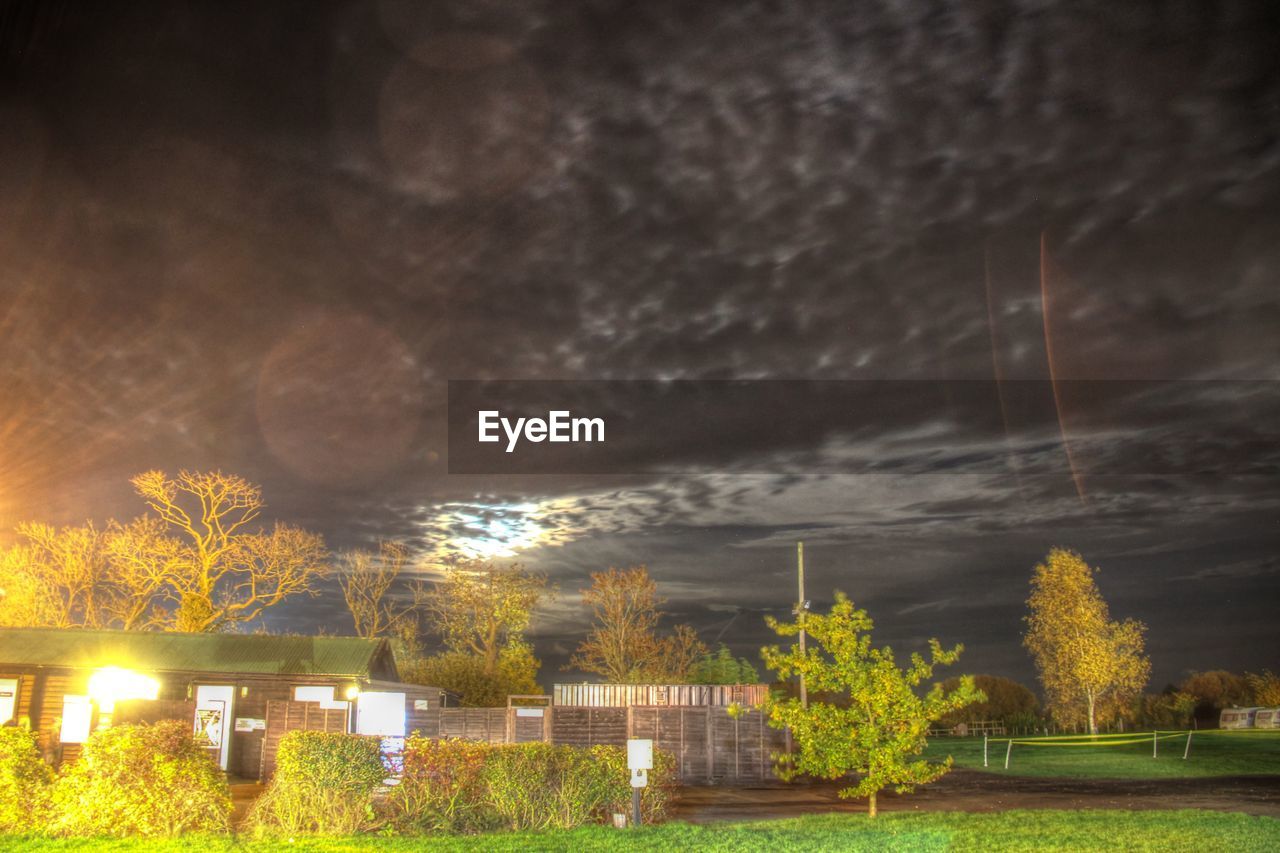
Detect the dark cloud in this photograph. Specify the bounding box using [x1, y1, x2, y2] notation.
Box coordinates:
[1, 0, 1277, 688]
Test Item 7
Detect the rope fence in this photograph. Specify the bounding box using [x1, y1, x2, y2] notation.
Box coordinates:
[982, 730, 1197, 769]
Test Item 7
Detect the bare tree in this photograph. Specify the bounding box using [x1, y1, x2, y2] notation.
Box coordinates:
[339, 541, 427, 639]
[570, 566, 707, 683]
[0, 522, 110, 628]
[129, 470, 329, 632]
[425, 561, 547, 677]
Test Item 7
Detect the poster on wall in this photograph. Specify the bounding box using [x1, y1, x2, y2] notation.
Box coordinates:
[195, 702, 225, 748]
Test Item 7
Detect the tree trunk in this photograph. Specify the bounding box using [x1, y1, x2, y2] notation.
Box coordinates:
[1087, 692, 1097, 735]
[868, 791, 877, 818]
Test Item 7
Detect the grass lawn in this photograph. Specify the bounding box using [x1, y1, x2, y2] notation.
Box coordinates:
[4, 810, 1279, 852]
[924, 730, 1280, 779]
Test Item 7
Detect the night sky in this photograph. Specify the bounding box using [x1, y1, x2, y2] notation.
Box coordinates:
[2, 1, 1278, 689]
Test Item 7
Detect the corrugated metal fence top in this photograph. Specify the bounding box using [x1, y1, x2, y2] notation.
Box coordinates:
[0, 627, 394, 678]
[552, 683, 769, 707]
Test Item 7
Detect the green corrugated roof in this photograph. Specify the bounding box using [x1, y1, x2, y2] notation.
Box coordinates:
[0, 627, 394, 678]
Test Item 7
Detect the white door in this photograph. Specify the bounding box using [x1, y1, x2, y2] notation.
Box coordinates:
[356, 691, 406, 737]
[194, 685, 235, 771]
[0, 679, 17, 725]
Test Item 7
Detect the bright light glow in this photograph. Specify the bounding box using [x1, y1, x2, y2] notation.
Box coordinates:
[437, 501, 557, 559]
[87, 667, 160, 713]
[345, 685, 361, 701]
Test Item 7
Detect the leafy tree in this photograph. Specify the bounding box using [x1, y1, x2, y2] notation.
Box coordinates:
[570, 566, 707, 683]
[1023, 548, 1150, 734]
[689, 644, 760, 685]
[1178, 670, 1250, 709]
[1247, 670, 1280, 706]
[1130, 691, 1197, 729]
[936, 675, 1039, 728]
[761, 592, 981, 817]
[424, 561, 547, 678]
[130, 470, 329, 632]
[402, 641, 542, 707]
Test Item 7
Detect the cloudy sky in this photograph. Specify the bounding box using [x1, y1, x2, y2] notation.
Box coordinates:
[1, 0, 1277, 689]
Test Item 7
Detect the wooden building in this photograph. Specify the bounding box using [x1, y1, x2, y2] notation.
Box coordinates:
[0, 627, 450, 779]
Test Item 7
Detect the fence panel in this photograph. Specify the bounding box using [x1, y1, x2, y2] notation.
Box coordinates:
[259, 700, 349, 778]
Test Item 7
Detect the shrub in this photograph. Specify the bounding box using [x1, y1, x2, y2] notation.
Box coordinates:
[250, 731, 385, 836]
[386, 739, 678, 834]
[0, 726, 53, 832]
[588, 744, 677, 824]
[384, 737, 498, 834]
[48, 720, 230, 837]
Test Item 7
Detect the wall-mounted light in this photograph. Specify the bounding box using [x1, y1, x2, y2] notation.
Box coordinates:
[87, 667, 160, 714]
[345, 685, 361, 701]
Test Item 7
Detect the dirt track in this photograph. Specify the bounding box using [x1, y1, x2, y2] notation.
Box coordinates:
[669, 770, 1280, 822]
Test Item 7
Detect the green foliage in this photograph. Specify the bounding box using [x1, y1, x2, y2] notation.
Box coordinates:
[402, 642, 541, 707]
[0, 726, 53, 832]
[761, 592, 982, 816]
[48, 720, 230, 837]
[1246, 670, 1280, 706]
[936, 675, 1040, 728]
[689, 644, 760, 685]
[382, 739, 676, 834]
[384, 738, 498, 834]
[250, 731, 385, 836]
[1130, 691, 1197, 729]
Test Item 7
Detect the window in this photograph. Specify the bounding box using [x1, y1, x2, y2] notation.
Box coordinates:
[294, 685, 348, 710]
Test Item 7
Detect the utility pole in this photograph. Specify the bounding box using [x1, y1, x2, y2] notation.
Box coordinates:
[797, 541, 807, 709]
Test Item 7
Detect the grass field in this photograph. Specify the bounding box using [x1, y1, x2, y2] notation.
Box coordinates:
[5, 810, 1279, 852]
[923, 730, 1280, 779]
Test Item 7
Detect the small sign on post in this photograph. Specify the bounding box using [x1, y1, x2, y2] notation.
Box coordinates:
[627, 738, 652, 827]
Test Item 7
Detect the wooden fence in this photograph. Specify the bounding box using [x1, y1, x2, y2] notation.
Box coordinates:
[552, 683, 768, 708]
[259, 700, 349, 778]
[256, 697, 788, 785]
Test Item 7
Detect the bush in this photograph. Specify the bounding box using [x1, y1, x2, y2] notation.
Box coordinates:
[385, 737, 498, 834]
[0, 726, 53, 832]
[385, 739, 677, 834]
[250, 731, 385, 836]
[588, 743, 677, 824]
[48, 720, 230, 837]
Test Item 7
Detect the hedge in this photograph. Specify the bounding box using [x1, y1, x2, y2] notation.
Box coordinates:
[0, 726, 53, 832]
[47, 720, 231, 837]
[249, 730, 386, 836]
[383, 738, 677, 834]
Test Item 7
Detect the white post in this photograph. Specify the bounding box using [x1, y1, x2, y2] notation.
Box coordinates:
[983, 734, 988, 768]
[1152, 730, 1158, 758]
[797, 541, 807, 710]
[1004, 739, 1012, 770]
[1183, 731, 1192, 760]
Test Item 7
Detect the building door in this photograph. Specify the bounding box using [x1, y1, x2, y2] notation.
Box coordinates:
[0, 678, 16, 724]
[194, 685, 235, 771]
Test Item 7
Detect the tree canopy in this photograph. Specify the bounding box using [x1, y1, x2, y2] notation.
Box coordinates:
[570, 566, 706, 683]
[0, 471, 327, 633]
[1023, 548, 1150, 734]
[761, 592, 981, 817]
